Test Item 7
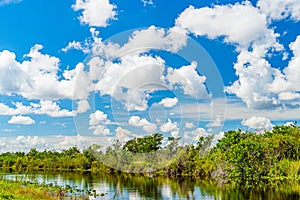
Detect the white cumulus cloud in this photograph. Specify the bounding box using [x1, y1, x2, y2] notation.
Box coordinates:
[226, 35, 300, 109]
[158, 97, 178, 108]
[242, 116, 274, 131]
[89, 110, 113, 126]
[65, 26, 187, 59]
[0, 45, 89, 101]
[176, 2, 279, 49]
[0, 101, 74, 117]
[175, 1, 300, 111]
[88, 110, 114, 135]
[76, 100, 90, 113]
[90, 125, 110, 135]
[95, 54, 166, 111]
[160, 119, 178, 132]
[8, 115, 35, 125]
[72, 0, 117, 27]
[167, 61, 209, 99]
[128, 115, 157, 133]
[257, 0, 300, 21]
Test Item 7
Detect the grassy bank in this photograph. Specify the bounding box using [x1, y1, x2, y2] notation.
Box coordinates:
[0, 178, 59, 200]
[0, 178, 89, 200]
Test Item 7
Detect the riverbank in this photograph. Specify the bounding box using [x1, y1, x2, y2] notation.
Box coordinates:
[0, 178, 61, 200]
[0, 178, 96, 200]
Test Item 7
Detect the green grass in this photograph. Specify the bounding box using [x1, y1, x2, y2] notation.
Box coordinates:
[0, 178, 88, 200]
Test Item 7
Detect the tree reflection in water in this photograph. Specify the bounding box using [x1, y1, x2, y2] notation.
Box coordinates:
[1, 171, 299, 199]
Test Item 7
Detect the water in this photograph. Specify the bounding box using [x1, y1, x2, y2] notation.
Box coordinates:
[1, 171, 299, 199]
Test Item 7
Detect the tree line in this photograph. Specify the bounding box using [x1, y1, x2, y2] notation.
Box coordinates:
[0, 124, 299, 190]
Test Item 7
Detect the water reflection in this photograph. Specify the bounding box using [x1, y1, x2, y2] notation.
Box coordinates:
[1, 171, 299, 200]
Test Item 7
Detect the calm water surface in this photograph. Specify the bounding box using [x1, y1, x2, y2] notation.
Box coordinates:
[1, 171, 299, 200]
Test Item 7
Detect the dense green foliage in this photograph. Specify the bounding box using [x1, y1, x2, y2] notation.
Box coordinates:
[0, 146, 98, 172]
[122, 133, 163, 153]
[0, 125, 299, 191]
[209, 125, 300, 188]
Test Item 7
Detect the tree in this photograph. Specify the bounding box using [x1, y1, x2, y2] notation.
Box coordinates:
[196, 135, 213, 156]
[123, 133, 163, 153]
[166, 137, 181, 152]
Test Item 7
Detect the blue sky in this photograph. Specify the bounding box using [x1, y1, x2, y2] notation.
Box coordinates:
[0, 0, 299, 152]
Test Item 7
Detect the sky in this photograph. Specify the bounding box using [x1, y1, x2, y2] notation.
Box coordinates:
[0, 0, 299, 152]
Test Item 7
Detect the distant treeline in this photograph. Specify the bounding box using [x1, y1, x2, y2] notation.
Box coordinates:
[0, 124, 299, 190]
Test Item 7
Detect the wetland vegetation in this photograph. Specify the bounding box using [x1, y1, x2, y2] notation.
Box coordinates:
[0, 124, 299, 199]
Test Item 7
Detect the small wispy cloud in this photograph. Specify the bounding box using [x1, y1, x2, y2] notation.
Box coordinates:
[0, 0, 22, 6]
[141, 0, 154, 7]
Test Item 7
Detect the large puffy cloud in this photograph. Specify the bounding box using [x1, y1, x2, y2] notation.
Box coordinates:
[225, 50, 282, 109]
[128, 115, 157, 133]
[0, 29, 190, 118]
[280, 36, 300, 92]
[226, 36, 300, 109]
[175, 2, 280, 49]
[175, 1, 300, 110]
[96, 54, 166, 94]
[0, 45, 88, 101]
[0, 50, 30, 95]
[98, 25, 186, 56]
[257, 0, 300, 21]
[100, 26, 187, 57]
[62, 27, 204, 112]
[268, 36, 300, 101]
[242, 116, 274, 131]
[167, 61, 209, 99]
[8, 115, 35, 125]
[95, 54, 166, 111]
[72, 0, 117, 27]
[93, 53, 210, 111]
[64, 26, 187, 59]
